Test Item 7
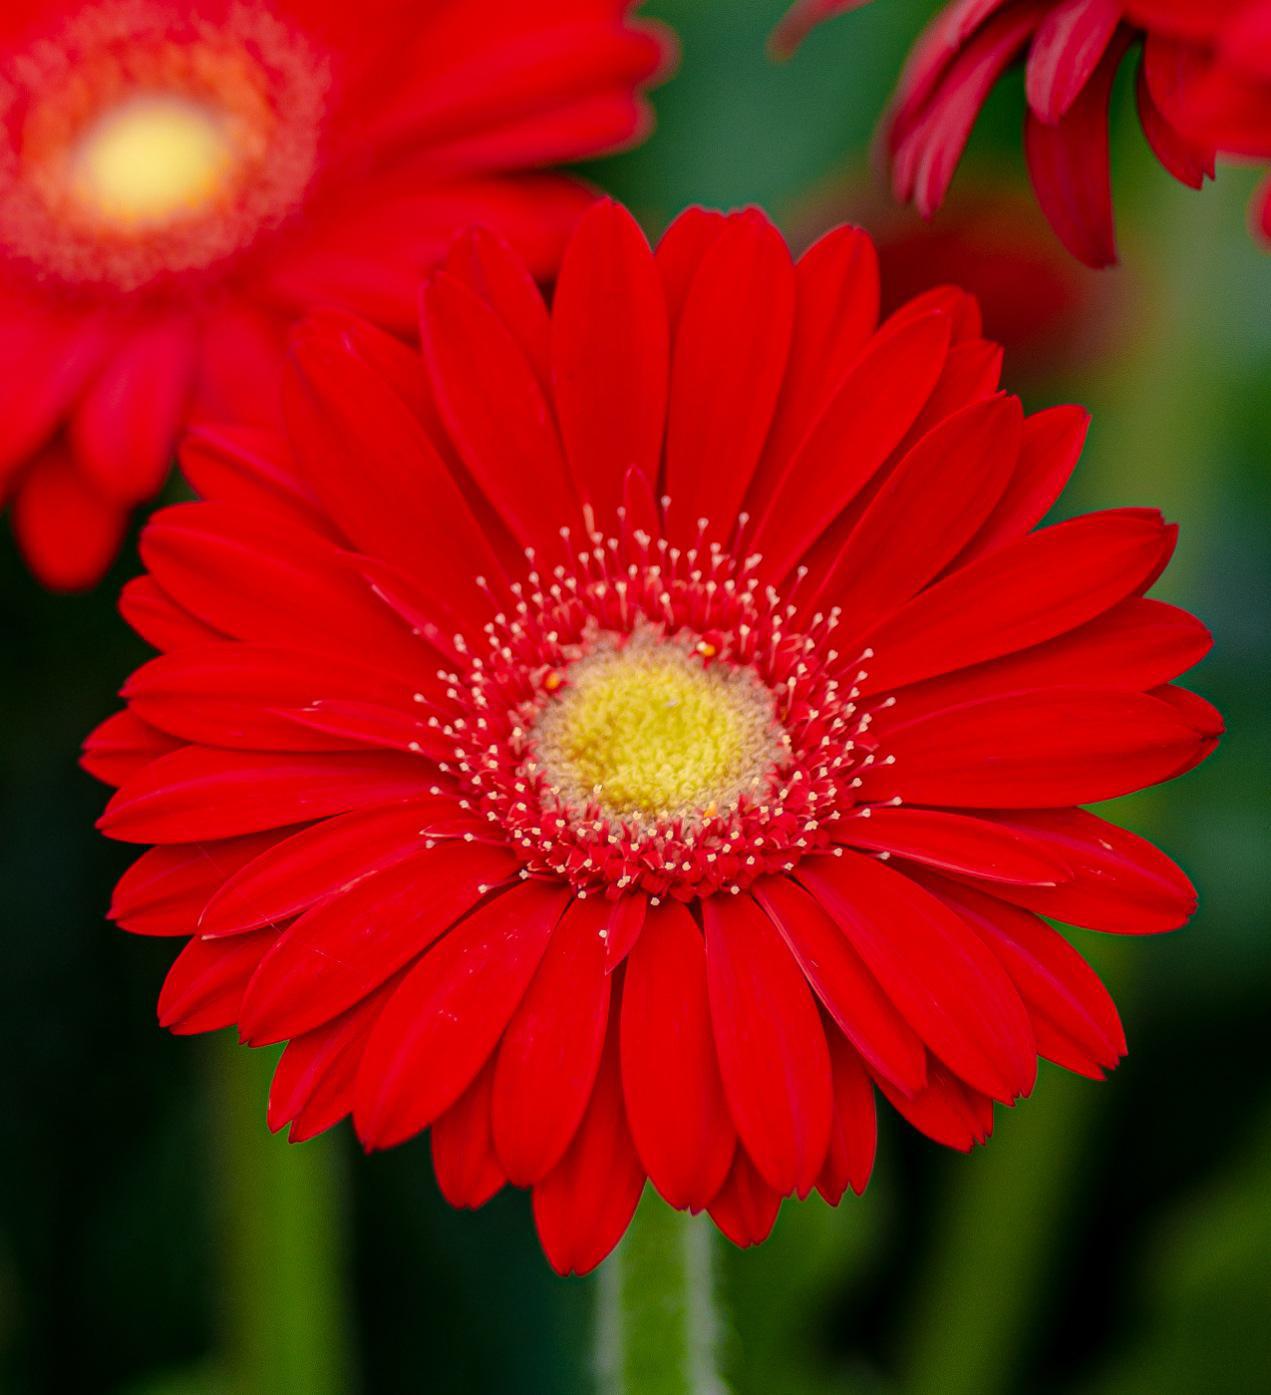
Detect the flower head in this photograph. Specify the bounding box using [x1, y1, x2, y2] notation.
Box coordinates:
[775, 0, 1270, 264]
[88, 202, 1220, 1274]
[0, 0, 670, 589]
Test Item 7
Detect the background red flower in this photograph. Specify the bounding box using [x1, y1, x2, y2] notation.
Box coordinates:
[0, 0, 670, 589]
[774, 0, 1271, 264]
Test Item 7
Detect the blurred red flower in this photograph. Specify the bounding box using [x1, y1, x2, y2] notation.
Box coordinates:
[87, 202, 1219, 1274]
[0, 0, 670, 589]
[774, 0, 1270, 265]
[794, 178, 1113, 378]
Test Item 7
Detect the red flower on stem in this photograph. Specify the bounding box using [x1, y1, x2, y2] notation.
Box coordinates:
[87, 202, 1220, 1274]
[0, 0, 670, 589]
[775, 0, 1271, 264]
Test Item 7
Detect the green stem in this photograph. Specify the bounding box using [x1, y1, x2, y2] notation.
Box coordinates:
[596, 1191, 725, 1395]
[209, 1037, 355, 1395]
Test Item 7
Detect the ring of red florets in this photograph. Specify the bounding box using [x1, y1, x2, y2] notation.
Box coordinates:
[430, 514, 887, 901]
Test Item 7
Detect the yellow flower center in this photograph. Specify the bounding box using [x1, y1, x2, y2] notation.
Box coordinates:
[531, 632, 784, 821]
[67, 94, 236, 229]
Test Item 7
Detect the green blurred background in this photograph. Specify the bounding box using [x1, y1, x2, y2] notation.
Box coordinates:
[3, 2, 1269, 1391]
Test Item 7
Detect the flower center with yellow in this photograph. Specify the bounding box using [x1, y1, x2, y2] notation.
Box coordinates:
[530, 632, 784, 822]
[66, 94, 237, 230]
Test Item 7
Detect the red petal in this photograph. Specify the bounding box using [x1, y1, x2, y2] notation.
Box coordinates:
[865, 687, 1211, 808]
[837, 806, 1071, 886]
[199, 798, 459, 936]
[140, 502, 425, 675]
[707, 1148, 781, 1248]
[72, 317, 195, 503]
[111, 833, 279, 937]
[157, 930, 276, 1035]
[818, 395, 1022, 635]
[99, 746, 432, 843]
[118, 576, 223, 653]
[928, 877, 1125, 1077]
[1025, 31, 1130, 267]
[886, 596, 1212, 727]
[122, 643, 417, 752]
[492, 896, 613, 1185]
[432, 1059, 507, 1210]
[285, 318, 502, 627]
[420, 271, 580, 550]
[817, 1032, 878, 1204]
[532, 1005, 646, 1276]
[798, 852, 1036, 1102]
[655, 207, 729, 329]
[621, 901, 736, 1210]
[604, 894, 648, 972]
[965, 807, 1198, 933]
[703, 895, 833, 1196]
[753, 874, 928, 1094]
[1136, 54, 1214, 188]
[750, 311, 953, 581]
[955, 404, 1090, 564]
[551, 200, 668, 527]
[748, 225, 880, 518]
[875, 1057, 996, 1150]
[237, 841, 520, 1044]
[663, 211, 795, 545]
[860, 508, 1173, 694]
[178, 423, 332, 536]
[0, 308, 110, 472]
[11, 447, 127, 591]
[1025, 0, 1122, 123]
[81, 709, 181, 788]
[443, 228, 551, 389]
[268, 985, 391, 1141]
[355, 879, 569, 1149]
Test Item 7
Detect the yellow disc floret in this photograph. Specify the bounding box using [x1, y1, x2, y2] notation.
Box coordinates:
[67, 94, 235, 229]
[530, 629, 785, 822]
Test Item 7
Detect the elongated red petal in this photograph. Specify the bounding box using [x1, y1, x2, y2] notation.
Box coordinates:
[861, 508, 1172, 694]
[99, 746, 431, 843]
[664, 212, 795, 544]
[237, 841, 519, 1044]
[753, 874, 928, 1094]
[1025, 32, 1129, 268]
[532, 1005, 645, 1276]
[865, 687, 1209, 808]
[492, 897, 613, 1185]
[199, 799, 457, 936]
[621, 901, 736, 1210]
[965, 808, 1198, 933]
[157, 930, 276, 1036]
[111, 833, 279, 937]
[818, 1031, 878, 1204]
[707, 1148, 782, 1247]
[704, 895, 833, 1196]
[928, 877, 1125, 1077]
[836, 807, 1071, 886]
[420, 271, 580, 550]
[355, 879, 569, 1149]
[750, 311, 953, 579]
[432, 1059, 507, 1210]
[799, 852, 1036, 1102]
[551, 200, 668, 526]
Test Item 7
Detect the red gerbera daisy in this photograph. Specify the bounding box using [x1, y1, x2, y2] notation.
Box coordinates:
[0, 0, 669, 590]
[87, 201, 1220, 1275]
[773, 0, 1268, 265]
